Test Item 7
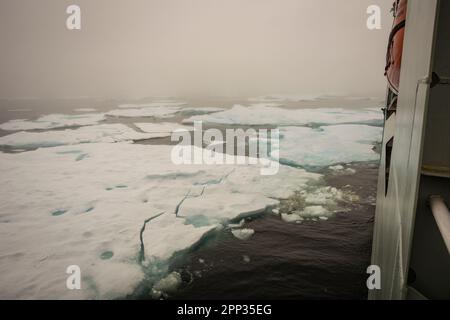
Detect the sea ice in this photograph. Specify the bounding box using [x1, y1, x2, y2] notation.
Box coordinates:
[300, 206, 330, 218]
[231, 228, 255, 240]
[152, 271, 182, 293]
[0, 124, 159, 148]
[181, 107, 225, 114]
[228, 219, 245, 229]
[281, 213, 303, 223]
[134, 122, 192, 137]
[281, 206, 330, 222]
[0, 106, 382, 299]
[272, 125, 382, 167]
[107, 106, 223, 118]
[106, 106, 182, 118]
[329, 165, 345, 171]
[75, 108, 97, 112]
[118, 102, 187, 109]
[182, 105, 383, 126]
[279, 185, 359, 223]
[0, 143, 320, 299]
[248, 94, 322, 102]
[0, 113, 106, 131]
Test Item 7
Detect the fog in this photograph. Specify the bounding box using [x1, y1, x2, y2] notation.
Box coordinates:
[0, 0, 393, 99]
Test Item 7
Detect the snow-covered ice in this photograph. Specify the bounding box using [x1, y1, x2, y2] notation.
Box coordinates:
[0, 143, 319, 299]
[329, 165, 345, 171]
[75, 108, 97, 112]
[280, 185, 359, 223]
[106, 106, 182, 118]
[273, 125, 383, 167]
[118, 102, 187, 109]
[247, 124, 382, 168]
[0, 104, 383, 299]
[107, 106, 223, 118]
[0, 113, 106, 131]
[0, 124, 160, 148]
[182, 104, 383, 126]
[134, 122, 192, 137]
[182, 107, 225, 114]
[281, 205, 330, 222]
[248, 94, 323, 102]
[231, 229, 255, 241]
[152, 271, 182, 293]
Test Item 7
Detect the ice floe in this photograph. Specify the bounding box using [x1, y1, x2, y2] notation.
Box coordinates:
[106, 106, 182, 118]
[118, 102, 187, 109]
[182, 105, 383, 126]
[247, 94, 383, 103]
[182, 107, 225, 114]
[248, 94, 323, 102]
[329, 165, 357, 175]
[134, 122, 192, 137]
[107, 106, 223, 118]
[0, 143, 319, 299]
[279, 186, 359, 223]
[75, 108, 97, 112]
[0, 124, 159, 148]
[152, 271, 182, 293]
[329, 165, 345, 171]
[231, 228, 255, 241]
[0, 113, 106, 131]
[281, 207, 328, 223]
[272, 125, 382, 167]
[281, 213, 304, 223]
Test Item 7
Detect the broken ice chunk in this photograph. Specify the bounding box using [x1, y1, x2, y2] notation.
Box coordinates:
[300, 206, 330, 218]
[231, 228, 255, 240]
[153, 272, 182, 294]
[281, 213, 302, 223]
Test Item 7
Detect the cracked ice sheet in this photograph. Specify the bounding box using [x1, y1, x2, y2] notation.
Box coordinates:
[182, 104, 383, 126]
[0, 113, 106, 131]
[0, 124, 162, 148]
[0, 143, 319, 299]
[274, 125, 383, 167]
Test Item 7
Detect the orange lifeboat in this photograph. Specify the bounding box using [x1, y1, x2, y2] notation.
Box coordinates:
[385, 0, 407, 94]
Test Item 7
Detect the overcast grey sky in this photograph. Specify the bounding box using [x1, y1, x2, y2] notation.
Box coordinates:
[0, 0, 393, 99]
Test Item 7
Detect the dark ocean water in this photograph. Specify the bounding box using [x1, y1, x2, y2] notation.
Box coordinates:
[162, 163, 379, 300]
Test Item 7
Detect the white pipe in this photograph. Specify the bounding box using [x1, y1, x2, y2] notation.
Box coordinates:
[429, 195, 450, 254]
